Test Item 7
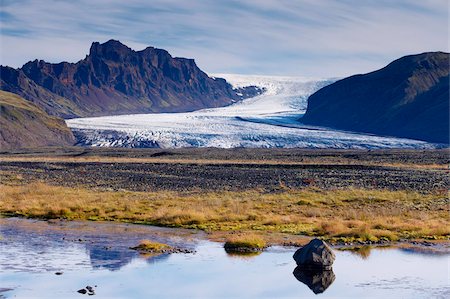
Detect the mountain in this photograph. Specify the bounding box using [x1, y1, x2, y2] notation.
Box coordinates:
[301, 52, 449, 144]
[0, 40, 262, 118]
[0, 91, 75, 150]
[0, 66, 83, 118]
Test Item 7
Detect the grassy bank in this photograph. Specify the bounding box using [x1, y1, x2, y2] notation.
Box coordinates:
[1, 183, 448, 243]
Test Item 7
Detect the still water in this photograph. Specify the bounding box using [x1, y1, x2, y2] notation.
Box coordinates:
[0, 218, 448, 298]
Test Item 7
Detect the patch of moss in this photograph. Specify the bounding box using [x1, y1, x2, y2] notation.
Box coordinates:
[130, 239, 173, 253]
[224, 235, 267, 253]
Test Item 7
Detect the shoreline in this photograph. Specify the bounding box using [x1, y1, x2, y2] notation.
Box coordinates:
[1, 216, 449, 255]
[1, 183, 448, 243]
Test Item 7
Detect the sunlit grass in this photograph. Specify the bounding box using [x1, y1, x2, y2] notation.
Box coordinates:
[224, 234, 267, 252]
[0, 183, 448, 242]
[130, 240, 172, 253]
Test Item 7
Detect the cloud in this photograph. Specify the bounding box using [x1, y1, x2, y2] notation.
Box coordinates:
[0, 0, 448, 77]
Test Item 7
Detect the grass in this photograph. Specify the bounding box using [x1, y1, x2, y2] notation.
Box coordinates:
[224, 234, 267, 252]
[0, 91, 72, 133]
[130, 239, 173, 253]
[0, 182, 448, 243]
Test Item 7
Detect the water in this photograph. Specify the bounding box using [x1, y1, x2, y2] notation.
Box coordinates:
[1, 218, 448, 298]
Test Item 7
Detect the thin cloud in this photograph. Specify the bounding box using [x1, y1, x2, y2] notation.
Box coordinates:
[0, 0, 447, 77]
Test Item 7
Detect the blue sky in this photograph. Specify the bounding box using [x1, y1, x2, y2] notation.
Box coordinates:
[0, 0, 448, 77]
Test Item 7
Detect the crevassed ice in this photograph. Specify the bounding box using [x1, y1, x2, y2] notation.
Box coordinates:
[66, 74, 438, 149]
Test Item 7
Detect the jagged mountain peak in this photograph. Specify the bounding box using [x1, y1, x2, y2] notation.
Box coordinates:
[1, 40, 263, 118]
[88, 39, 135, 62]
[90, 39, 131, 51]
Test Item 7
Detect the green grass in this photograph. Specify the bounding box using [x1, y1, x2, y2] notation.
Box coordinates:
[224, 235, 267, 252]
[130, 240, 173, 253]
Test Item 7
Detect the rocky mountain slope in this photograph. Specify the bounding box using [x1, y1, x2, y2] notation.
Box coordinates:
[0, 91, 75, 149]
[0, 40, 261, 118]
[301, 52, 449, 144]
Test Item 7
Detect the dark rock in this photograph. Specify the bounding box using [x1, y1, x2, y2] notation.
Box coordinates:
[301, 52, 449, 144]
[1, 40, 259, 118]
[233, 85, 265, 99]
[293, 238, 335, 269]
[87, 287, 95, 295]
[77, 289, 87, 294]
[54, 272, 63, 275]
[293, 266, 335, 294]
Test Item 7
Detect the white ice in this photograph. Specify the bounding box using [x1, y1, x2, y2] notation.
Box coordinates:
[66, 74, 437, 149]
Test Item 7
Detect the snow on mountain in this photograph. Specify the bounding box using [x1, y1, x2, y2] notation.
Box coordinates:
[67, 74, 438, 149]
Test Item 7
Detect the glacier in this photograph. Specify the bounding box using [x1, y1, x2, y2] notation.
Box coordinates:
[66, 74, 439, 149]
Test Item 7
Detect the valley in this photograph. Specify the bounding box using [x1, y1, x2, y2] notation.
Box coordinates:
[1, 2, 448, 298]
[67, 74, 441, 149]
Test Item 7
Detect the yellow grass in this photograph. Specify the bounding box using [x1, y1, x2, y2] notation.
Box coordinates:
[224, 234, 267, 251]
[0, 183, 448, 242]
[130, 239, 172, 252]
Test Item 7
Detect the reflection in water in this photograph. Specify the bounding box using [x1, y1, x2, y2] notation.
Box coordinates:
[86, 242, 171, 270]
[87, 244, 136, 271]
[2, 218, 449, 298]
[349, 246, 372, 259]
[399, 246, 450, 256]
[225, 250, 262, 259]
[0, 288, 14, 299]
[340, 245, 396, 260]
[0, 218, 193, 273]
[293, 266, 336, 294]
[139, 252, 170, 264]
[341, 246, 373, 259]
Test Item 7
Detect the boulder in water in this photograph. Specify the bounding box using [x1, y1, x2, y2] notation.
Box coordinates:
[293, 238, 335, 270]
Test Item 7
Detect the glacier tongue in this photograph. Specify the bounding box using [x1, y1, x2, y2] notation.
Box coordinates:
[67, 74, 438, 149]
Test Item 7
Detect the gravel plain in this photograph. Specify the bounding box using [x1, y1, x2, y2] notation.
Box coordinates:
[1, 147, 448, 192]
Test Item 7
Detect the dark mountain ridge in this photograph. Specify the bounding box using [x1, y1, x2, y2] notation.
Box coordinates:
[301, 52, 449, 144]
[1, 40, 262, 118]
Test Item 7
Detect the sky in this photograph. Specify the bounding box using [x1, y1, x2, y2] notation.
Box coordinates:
[0, 0, 448, 77]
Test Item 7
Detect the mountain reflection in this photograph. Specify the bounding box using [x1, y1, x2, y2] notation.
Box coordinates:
[86, 244, 169, 271]
[87, 245, 135, 271]
[293, 266, 335, 294]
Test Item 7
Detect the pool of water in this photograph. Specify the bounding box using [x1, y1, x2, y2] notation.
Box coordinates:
[0, 218, 448, 298]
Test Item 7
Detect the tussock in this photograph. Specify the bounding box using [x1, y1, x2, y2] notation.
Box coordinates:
[0, 183, 448, 242]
